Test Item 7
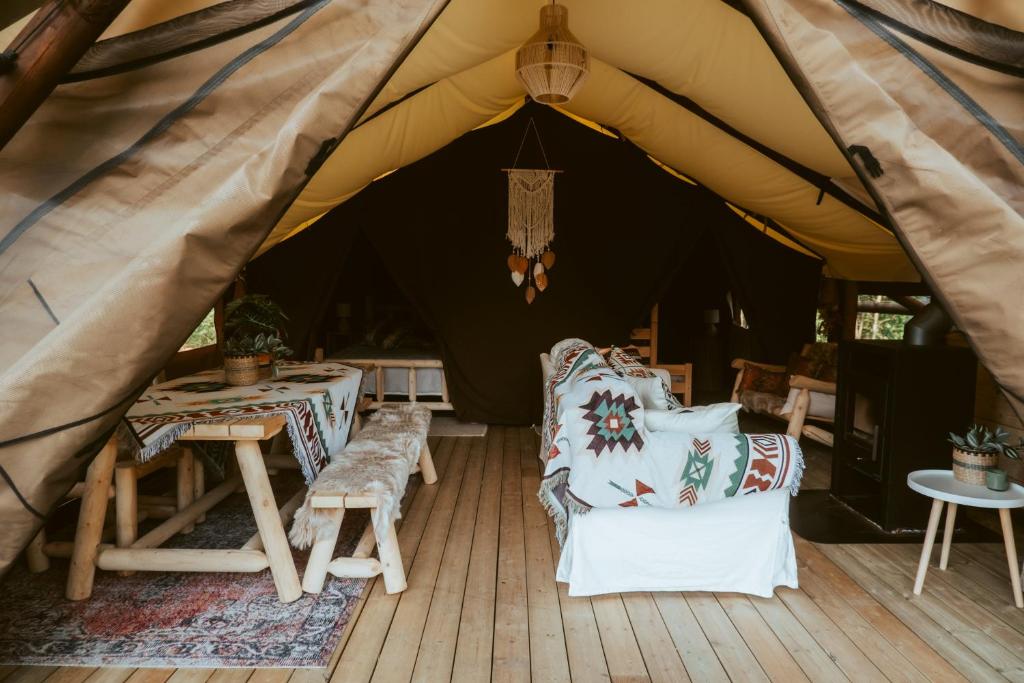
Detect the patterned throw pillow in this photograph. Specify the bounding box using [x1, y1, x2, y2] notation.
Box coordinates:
[607, 346, 685, 411]
[786, 352, 816, 379]
[739, 362, 789, 397]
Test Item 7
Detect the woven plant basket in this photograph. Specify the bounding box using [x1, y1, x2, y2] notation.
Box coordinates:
[257, 353, 273, 380]
[952, 447, 999, 485]
[225, 355, 259, 386]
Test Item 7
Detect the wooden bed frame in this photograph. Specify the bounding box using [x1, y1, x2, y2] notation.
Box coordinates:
[316, 349, 454, 411]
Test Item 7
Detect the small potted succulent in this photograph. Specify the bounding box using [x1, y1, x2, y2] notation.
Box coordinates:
[948, 424, 1019, 487]
[225, 295, 292, 381]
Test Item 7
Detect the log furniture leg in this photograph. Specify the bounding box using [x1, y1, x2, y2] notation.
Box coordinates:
[418, 441, 438, 485]
[114, 463, 139, 576]
[194, 458, 206, 524]
[67, 437, 118, 600]
[26, 529, 49, 573]
[940, 502, 957, 570]
[999, 508, 1023, 608]
[913, 498, 944, 596]
[376, 520, 406, 594]
[234, 439, 302, 603]
[302, 508, 344, 594]
[177, 448, 196, 533]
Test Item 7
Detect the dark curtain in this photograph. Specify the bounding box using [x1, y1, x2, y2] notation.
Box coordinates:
[714, 218, 822, 362]
[250, 102, 822, 423]
[351, 103, 704, 423]
[247, 210, 358, 359]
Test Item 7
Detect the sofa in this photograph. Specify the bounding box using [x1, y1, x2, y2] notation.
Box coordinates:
[538, 347, 799, 597]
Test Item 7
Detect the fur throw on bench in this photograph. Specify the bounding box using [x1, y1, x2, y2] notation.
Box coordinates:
[290, 404, 430, 549]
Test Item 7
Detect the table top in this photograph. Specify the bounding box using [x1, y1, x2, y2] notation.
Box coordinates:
[907, 469, 1024, 508]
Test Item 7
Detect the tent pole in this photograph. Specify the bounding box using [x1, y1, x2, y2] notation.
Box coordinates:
[0, 0, 130, 151]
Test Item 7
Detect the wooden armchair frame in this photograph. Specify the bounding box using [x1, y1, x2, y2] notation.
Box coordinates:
[731, 358, 836, 447]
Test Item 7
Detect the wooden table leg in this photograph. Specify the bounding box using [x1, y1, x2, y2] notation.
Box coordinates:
[67, 437, 118, 600]
[234, 440, 302, 603]
[998, 508, 1023, 608]
[940, 502, 957, 570]
[177, 448, 196, 533]
[114, 464, 138, 577]
[913, 498, 944, 596]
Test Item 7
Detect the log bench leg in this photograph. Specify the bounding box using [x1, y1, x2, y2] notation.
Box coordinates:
[235, 440, 302, 603]
[194, 458, 206, 524]
[67, 437, 118, 600]
[418, 441, 437, 485]
[302, 508, 344, 594]
[376, 520, 406, 594]
[177, 448, 196, 533]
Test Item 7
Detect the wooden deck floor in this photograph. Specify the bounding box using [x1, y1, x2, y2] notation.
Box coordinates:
[4, 426, 1024, 682]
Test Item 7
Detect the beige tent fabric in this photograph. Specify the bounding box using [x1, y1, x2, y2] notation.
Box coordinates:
[262, 48, 915, 280]
[743, 0, 1024, 415]
[0, 0, 448, 575]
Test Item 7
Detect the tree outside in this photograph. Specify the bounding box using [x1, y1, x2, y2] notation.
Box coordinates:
[181, 309, 216, 350]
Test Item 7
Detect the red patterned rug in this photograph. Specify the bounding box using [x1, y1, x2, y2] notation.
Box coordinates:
[0, 479, 367, 668]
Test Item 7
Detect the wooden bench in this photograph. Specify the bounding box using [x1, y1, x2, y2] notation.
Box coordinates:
[292, 404, 434, 595]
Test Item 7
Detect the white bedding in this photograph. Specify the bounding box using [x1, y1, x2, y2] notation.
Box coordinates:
[362, 367, 444, 397]
[557, 488, 797, 597]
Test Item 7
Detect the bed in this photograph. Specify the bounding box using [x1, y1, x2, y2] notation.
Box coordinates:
[329, 345, 453, 411]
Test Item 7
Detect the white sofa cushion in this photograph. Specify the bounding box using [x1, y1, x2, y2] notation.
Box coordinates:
[644, 403, 741, 434]
[780, 387, 835, 420]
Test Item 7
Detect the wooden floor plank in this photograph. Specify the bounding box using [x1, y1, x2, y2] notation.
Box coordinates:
[369, 438, 473, 683]
[793, 560, 927, 682]
[165, 670, 215, 683]
[651, 593, 728, 683]
[818, 543, 1004, 683]
[451, 430, 504, 683]
[715, 593, 808, 683]
[331, 437, 457, 683]
[5, 670, 59, 683]
[40, 669, 96, 683]
[796, 539, 963, 683]
[492, 427, 531, 683]
[411, 437, 487, 682]
[620, 594, 690, 683]
[686, 594, 767, 683]
[590, 595, 650, 683]
[546, 515, 611, 683]
[861, 543, 1024, 678]
[774, 587, 886, 682]
[82, 669, 136, 683]
[519, 428, 571, 683]
[123, 671, 175, 683]
[746, 594, 848, 683]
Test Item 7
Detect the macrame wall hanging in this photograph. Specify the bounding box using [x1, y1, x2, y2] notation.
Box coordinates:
[504, 118, 559, 304]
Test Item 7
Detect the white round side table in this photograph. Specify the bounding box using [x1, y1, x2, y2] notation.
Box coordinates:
[907, 469, 1024, 608]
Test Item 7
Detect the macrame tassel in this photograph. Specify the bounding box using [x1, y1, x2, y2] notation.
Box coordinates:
[506, 169, 556, 259]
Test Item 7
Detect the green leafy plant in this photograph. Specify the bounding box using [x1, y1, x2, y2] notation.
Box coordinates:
[224, 295, 293, 360]
[225, 294, 289, 339]
[224, 332, 293, 359]
[948, 424, 1019, 459]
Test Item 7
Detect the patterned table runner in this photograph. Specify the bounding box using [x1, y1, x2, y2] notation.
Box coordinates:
[125, 361, 362, 483]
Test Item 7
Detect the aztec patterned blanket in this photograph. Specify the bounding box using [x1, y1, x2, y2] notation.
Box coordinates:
[125, 361, 362, 483]
[539, 339, 803, 542]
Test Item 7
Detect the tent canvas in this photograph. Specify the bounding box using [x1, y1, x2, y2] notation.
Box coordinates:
[0, 0, 1020, 574]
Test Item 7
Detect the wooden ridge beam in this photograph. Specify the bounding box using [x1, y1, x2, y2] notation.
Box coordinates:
[0, 0, 130, 150]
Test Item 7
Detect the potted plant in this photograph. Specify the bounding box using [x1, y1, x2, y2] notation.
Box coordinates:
[948, 424, 1019, 485]
[225, 295, 291, 379]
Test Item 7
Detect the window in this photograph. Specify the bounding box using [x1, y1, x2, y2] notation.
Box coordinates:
[181, 309, 217, 351]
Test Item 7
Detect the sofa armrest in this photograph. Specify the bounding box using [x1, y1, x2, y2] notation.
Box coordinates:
[789, 374, 836, 395]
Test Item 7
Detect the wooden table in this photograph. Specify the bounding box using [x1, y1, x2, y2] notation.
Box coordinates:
[908, 469, 1024, 608]
[67, 416, 304, 603]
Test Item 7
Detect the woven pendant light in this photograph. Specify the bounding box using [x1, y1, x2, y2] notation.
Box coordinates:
[515, 2, 589, 105]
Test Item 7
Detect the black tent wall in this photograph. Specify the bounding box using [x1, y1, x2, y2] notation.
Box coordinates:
[250, 103, 820, 423]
